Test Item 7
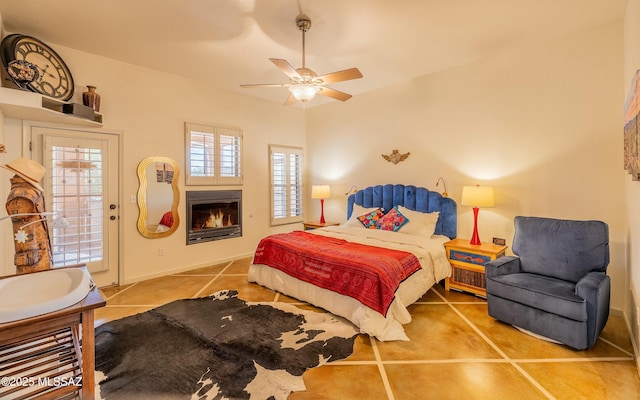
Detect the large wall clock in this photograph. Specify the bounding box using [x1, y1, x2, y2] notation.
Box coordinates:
[1, 34, 74, 101]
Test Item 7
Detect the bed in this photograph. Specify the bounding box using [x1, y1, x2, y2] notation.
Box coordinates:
[248, 184, 457, 341]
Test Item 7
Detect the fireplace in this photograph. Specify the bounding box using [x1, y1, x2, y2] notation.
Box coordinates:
[186, 190, 242, 245]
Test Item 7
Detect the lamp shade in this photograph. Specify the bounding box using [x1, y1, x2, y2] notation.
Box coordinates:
[311, 185, 331, 199]
[289, 84, 320, 102]
[461, 185, 495, 208]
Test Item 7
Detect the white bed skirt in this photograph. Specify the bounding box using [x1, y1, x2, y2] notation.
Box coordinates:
[248, 263, 438, 341]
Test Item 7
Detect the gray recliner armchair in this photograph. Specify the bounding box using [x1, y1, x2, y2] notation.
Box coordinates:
[485, 216, 610, 350]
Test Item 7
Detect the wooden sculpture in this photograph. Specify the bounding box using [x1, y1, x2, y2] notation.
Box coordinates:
[2, 158, 52, 274]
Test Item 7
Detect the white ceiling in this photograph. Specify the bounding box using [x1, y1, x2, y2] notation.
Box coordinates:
[0, 0, 626, 108]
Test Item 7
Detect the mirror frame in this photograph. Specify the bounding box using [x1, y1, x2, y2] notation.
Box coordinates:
[136, 156, 180, 238]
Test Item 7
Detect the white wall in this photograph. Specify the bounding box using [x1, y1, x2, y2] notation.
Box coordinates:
[307, 22, 626, 309]
[1, 40, 307, 284]
[625, 0, 640, 364]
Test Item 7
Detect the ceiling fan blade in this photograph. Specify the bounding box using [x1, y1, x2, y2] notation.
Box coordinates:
[283, 93, 299, 106]
[317, 68, 363, 84]
[270, 58, 301, 80]
[240, 83, 289, 88]
[318, 86, 353, 102]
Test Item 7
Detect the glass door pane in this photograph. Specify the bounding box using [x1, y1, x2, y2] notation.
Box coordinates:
[48, 145, 104, 266]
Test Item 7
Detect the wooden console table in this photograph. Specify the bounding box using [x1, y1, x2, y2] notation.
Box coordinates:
[0, 272, 106, 399]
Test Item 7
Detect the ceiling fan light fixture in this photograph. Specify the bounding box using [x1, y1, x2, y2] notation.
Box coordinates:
[241, 13, 362, 104]
[289, 84, 319, 102]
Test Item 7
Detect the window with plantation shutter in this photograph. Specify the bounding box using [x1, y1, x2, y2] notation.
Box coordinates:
[219, 131, 241, 178]
[270, 145, 304, 225]
[185, 122, 242, 185]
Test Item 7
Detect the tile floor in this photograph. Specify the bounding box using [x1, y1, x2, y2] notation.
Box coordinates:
[97, 257, 640, 400]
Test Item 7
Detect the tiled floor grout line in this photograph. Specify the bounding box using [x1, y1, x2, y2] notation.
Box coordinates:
[511, 356, 636, 363]
[101, 281, 139, 302]
[191, 261, 234, 298]
[433, 289, 557, 400]
[432, 291, 503, 361]
[332, 359, 513, 366]
[599, 337, 636, 357]
[369, 339, 395, 400]
[430, 302, 636, 361]
[334, 355, 635, 366]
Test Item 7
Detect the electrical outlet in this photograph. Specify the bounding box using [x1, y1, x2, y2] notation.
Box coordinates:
[158, 248, 164, 256]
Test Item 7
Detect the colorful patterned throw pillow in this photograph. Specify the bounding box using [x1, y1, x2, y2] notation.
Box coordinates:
[357, 208, 385, 229]
[376, 206, 410, 232]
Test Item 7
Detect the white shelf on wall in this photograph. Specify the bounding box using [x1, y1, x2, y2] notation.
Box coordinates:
[0, 87, 102, 127]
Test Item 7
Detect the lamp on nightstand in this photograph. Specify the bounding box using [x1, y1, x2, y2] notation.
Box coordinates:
[461, 185, 495, 245]
[311, 185, 331, 224]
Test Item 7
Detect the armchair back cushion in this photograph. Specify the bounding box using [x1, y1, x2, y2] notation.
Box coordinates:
[513, 216, 609, 283]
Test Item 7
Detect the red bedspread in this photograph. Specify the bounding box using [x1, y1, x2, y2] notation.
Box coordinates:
[253, 231, 421, 316]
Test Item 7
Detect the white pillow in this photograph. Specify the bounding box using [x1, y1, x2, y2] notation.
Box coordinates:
[343, 204, 383, 228]
[397, 206, 439, 236]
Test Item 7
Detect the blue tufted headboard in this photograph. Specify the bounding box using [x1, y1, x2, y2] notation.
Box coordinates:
[347, 184, 457, 239]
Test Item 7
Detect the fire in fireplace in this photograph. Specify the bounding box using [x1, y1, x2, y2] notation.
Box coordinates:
[186, 190, 242, 245]
[201, 209, 234, 228]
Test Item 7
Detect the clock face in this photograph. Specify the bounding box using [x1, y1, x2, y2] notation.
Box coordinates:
[1, 34, 74, 101]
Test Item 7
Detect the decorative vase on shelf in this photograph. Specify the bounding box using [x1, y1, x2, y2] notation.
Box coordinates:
[82, 85, 101, 112]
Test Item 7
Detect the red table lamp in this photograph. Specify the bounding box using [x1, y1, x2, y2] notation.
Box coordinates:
[461, 185, 495, 245]
[311, 185, 331, 224]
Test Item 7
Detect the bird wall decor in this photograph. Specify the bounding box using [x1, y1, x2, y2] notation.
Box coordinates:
[382, 149, 410, 164]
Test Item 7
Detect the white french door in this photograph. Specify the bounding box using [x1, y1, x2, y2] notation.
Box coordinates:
[31, 126, 120, 287]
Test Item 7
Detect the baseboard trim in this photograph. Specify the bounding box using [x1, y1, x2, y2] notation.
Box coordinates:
[610, 306, 624, 317]
[120, 252, 255, 285]
[616, 302, 640, 378]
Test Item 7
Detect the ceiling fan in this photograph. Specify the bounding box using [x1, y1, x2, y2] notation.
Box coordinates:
[240, 13, 363, 105]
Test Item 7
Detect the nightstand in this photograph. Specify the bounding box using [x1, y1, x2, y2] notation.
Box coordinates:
[303, 221, 340, 230]
[444, 238, 508, 297]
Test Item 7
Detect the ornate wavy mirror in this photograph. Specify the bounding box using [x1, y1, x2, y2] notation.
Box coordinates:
[136, 156, 180, 238]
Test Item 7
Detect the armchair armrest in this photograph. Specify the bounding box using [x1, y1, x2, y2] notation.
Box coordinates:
[576, 272, 610, 348]
[485, 256, 521, 278]
[575, 272, 609, 296]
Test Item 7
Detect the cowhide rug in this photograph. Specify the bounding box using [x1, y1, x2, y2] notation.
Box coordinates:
[94, 290, 359, 399]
